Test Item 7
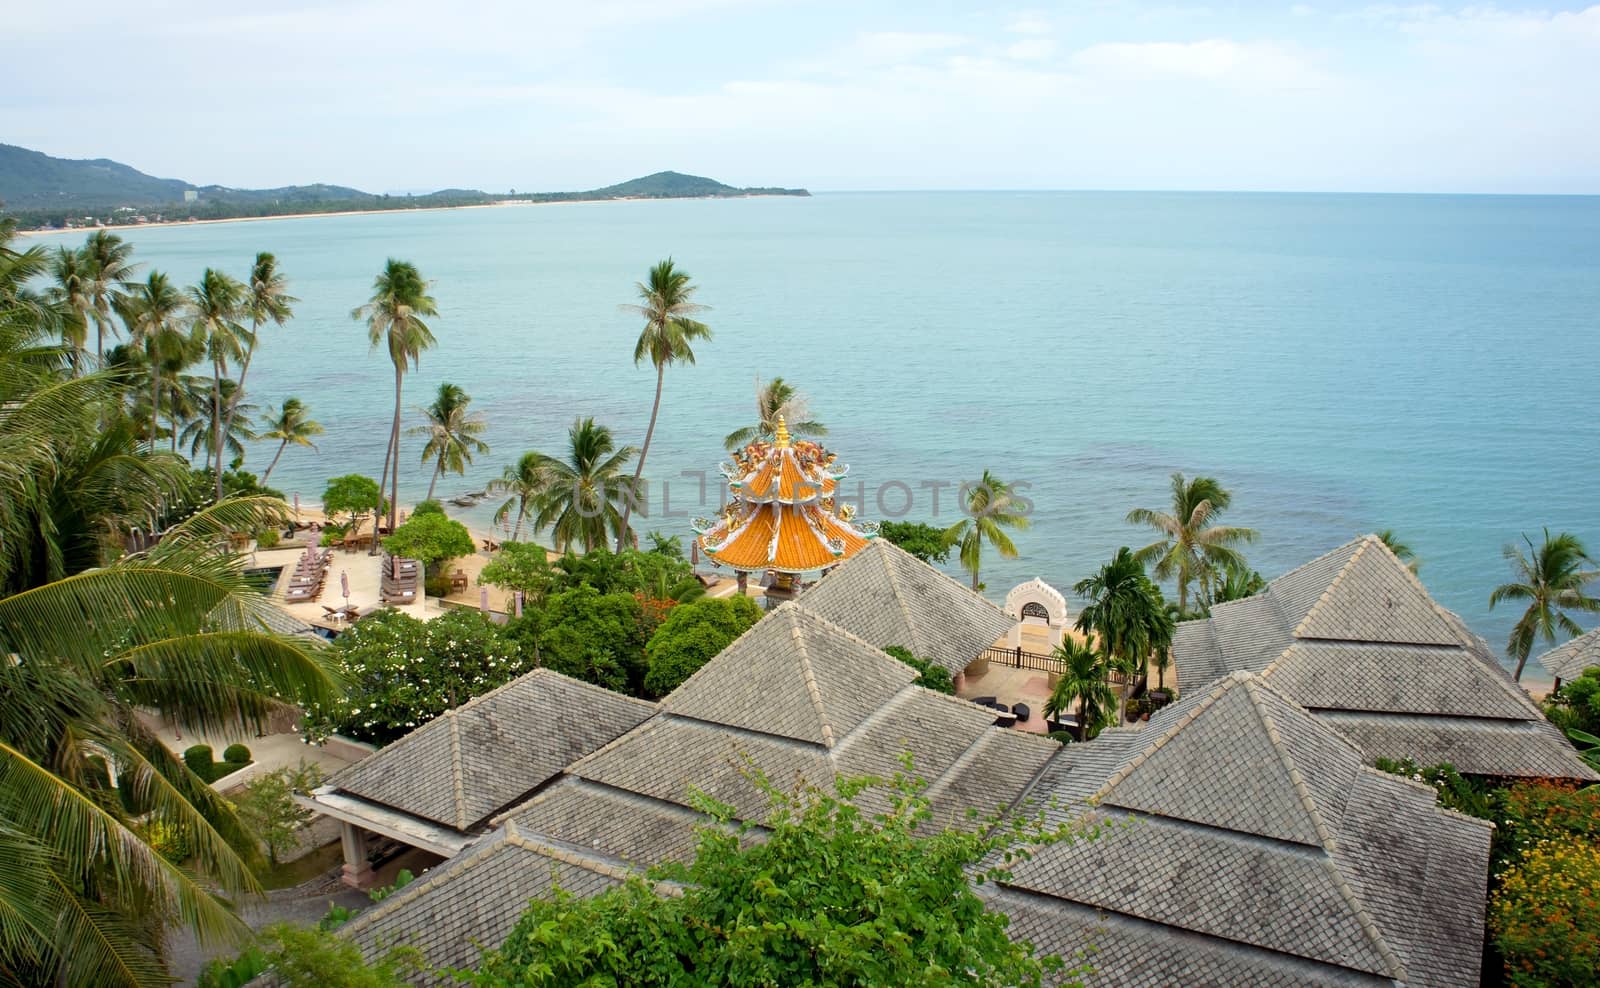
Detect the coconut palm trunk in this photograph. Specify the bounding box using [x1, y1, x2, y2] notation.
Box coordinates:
[262, 440, 288, 482]
[389, 364, 403, 532]
[149, 366, 161, 454]
[217, 319, 257, 477]
[211, 358, 224, 499]
[617, 364, 663, 550]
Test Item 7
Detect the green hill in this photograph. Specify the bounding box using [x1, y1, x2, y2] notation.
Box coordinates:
[0, 145, 807, 228]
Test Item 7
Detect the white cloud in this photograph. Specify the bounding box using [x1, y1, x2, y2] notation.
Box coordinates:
[1070, 39, 1326, 88]
[1006, 11, 1051, 35]
[1004, 38, 1058, 60]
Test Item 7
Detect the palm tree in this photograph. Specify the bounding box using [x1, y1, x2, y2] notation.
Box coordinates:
[258, 397, 324, 483]
[221, 253, 295, 474]
[616, 258, 711, 549]
[942, 470, 1030, 591]
[353, 260, 438, 534]
[120, 272, 188, 452]
[180, 379, 259, 467]
[186, 269, 248, 499]
[1489, 529, 1600, 681]
[48, 246, 94, 373]
[528, 417, 639, 553]
[83, 229, 138, 370]
[723, 376, 827, 450]
[1074, 546, 1174, 711]
[1376, 529, 1420, 573]
[490, 452, 546, 542]
[0, 499, 342, 987]
[1210, 559, 1266, 607]
[1127, 472, 1258, 612]
[1045, 636, 1116, 742]
[408, 382, 489, 501]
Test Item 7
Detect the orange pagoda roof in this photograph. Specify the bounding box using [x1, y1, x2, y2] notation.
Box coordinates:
[694, 418, 878, 574]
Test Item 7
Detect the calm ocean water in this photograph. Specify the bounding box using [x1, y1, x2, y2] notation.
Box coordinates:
[31, 192, 1600, 677]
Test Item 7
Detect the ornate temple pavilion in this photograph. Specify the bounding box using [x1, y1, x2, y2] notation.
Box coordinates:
[693, 417, 877, 598]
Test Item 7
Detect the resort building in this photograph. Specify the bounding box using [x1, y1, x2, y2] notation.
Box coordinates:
[1538, 625, 1600, 689]
[693, 417, 877, 599]
[315, 541, 1512, 986]
[1171, 535, 1597, 781]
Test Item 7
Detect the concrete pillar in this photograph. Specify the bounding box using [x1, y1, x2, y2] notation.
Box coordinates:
[340, 822, 374, 889]
[1007, 623, 1022, 649]
[736, 571, 748, 594]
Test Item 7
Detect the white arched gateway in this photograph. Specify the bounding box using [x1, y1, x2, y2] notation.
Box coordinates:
[1003, 577, 1070, 651]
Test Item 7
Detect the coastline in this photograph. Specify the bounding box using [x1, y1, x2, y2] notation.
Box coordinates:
[15, 192, 807, 237]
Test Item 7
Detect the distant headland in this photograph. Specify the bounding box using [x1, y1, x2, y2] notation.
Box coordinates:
[0, 144, 809, 230]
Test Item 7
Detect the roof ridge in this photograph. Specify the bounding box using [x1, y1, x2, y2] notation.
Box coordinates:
[1087, 674, 1238, 806]
[784, 600, 924, 667]
[787, 609, 836, 748]
[877, 542, 926, 654]
[1291, 538, 1371, 639]
[1352, 765, 1497, 832]
[1316, 856, 1408, 981]
[1240, 679, 1338, 852]
[878, 537, 1011, 620]
[1269, 535, 1367, 591]
[447, 710, 468, 830]
[338, 826, 518, 937]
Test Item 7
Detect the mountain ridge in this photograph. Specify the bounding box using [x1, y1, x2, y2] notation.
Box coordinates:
[0, 145, 808, 226]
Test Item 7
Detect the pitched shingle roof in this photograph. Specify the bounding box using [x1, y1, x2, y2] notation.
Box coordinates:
[661, 602, 916, 746]
[328, 669, 655, 830]
[995, 671, 1492, 988]
[1171, 535, 1596, 781]
[340, 820, 632, 986]
[797, 539, 1014, 672]
[1539, 627, 1600, 682]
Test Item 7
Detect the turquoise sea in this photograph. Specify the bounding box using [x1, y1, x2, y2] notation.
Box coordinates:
[30, 192, 1600, 679]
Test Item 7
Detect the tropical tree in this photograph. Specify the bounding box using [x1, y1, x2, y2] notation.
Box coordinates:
[120, 271, 189, 451]
[528, 417, 639, 553]
[0, 472, 342, 987]
[1127, 472, 1257, 612]
[1376, 529, 1420, 573]
[489, 452, 547, 542]
[48, 246, 94, 372]
[220, 253, 295, 474]
[1045, 636, 1116, 741]
[259, 397, 324, 483]
[83, 229, 138, 370]
[1489, 529, 1600, 681]
[179, 379, 258, 467]
[186, 268, 250, 498]
[616, 258, 711, 549]
[1209, 559, 1266, 607]
[353, 260, 438, 534]
[408, 382, 489, 501]
[723, 375, 827, 450]
[1074, 546, 1174, 711]
[942, 471, 1030, 591]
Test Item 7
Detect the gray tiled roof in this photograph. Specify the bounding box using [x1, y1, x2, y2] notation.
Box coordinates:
[999, 671, 1493, 988]
[340, 822, 629, 987]
[1539, 627, 1600, 682]
[1172, 534, 1596, 781]
[661, 602, 916, 746]
[797, 539, 1014, 673]
[503, 776, 718, 868]
[329, 669, 655, 830]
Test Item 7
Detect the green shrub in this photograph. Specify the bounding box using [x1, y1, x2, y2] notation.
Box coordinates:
[1047, 731, 1075, 745]
[643, 596, 763, 696]
[223, 743, 252, 764]
[256, 529, 280, 549]
[1374, 758, 1494, 821]
[183, 744, 214, 778]
[382, 512, 474, 577]
[412, 499, 445, 517]
[882, 645, 956, 694]
[424, 575, 452, 599]
[144, 820, 191, 864]
[369, 868, 414, 903]
[197, 946, 269, 988]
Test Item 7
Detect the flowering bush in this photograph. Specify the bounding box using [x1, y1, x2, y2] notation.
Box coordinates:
[1490, 837, 1600, 986]
[301, 609, 528, 745]
[1494, 781, 1600, 869]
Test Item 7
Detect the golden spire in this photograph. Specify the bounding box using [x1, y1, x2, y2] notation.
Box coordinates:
[774, 415, 791, 448]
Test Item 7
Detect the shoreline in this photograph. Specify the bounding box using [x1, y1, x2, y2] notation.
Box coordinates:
[15, 192, 808, 237]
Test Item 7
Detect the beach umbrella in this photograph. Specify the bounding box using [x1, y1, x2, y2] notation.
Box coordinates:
[340, 570, 350, 599]
[480, 586, 489, 614]
[514, 591, 524, 618]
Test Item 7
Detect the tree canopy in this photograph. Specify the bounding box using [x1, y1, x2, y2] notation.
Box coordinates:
[879, 520, 954, 564]
[382, 510, 475, 574]
[467, 765, 1082, 988]
[642, 595, 762, 696]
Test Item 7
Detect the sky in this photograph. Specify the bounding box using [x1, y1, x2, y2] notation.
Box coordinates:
[5, 1, 1599, 194]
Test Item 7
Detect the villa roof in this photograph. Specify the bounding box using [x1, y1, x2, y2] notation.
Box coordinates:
[327, 669, 655, 831]
[1171, 535, 1596, 781]
[1539, 626, 1600, 682]
[992, 671, 1492, 987]
[339, 820, 633, 987]
[797, 539, 1015, 673]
